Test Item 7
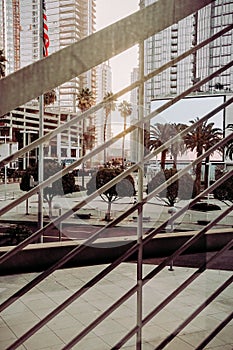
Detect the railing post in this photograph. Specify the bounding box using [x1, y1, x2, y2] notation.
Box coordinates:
[137, 1, 145, 347]
[38, 0, 44, 241]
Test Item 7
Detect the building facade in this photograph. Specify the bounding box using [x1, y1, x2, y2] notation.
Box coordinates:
[0, 0, 20, 72]
[96, 61, 112, 163]
[45, 0, 96, 111]
[144, 0, 233, 110]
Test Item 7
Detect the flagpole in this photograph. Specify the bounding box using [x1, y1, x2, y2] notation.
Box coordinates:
[38, 0, 44, 238]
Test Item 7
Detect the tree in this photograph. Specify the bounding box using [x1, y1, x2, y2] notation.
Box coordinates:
[77, 88, 95, 187]
[37, 89, 57, 112]
[20, 159, 79, 217]
[86, 167, 136, 221]
[149, 123, 172, 170]
[7, 224, 33, 245]
[0, 49, 7, 78]
[225, 124, 233, 161]
[185, 118, 222, 195]
[77, 87, 95, 155]
[118, 100, 132, 168]
[213, 168, 233, 203]
[103, 92, 116, 164]
[146, 168, 194, 207]
[170, 123, 187, 169]
[148, 123, 186, 170]
[44, 89, 56, 106]
[77, 87, 95, 113]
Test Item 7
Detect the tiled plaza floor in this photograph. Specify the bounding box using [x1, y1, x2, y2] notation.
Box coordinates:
[0, 263, 232, 350]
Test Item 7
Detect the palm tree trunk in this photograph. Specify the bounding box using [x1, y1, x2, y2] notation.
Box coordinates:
[194, 154, 202, 196]
[48, 198, 53, 218]
[161, 150, 167, 170]
[103, 113, 108, 164]
[82, 119, 85, 188]
[204, 155, 210, 189]
[105, 200, 112, 221]
[122, 116, 126, 168]
[173, 154, 178, 169]
[26, 198, 29, 215]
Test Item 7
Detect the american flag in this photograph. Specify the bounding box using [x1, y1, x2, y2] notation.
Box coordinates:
[43, 0, 49, 57]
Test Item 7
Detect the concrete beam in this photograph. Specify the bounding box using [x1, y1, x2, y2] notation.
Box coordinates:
[0, 0, 213, 116]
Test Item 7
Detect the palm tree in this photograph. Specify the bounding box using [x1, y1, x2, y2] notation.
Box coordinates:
[77, 87, 95, 113]
[225, 124, 233, 160]
[0, 49, 7, 78]
[118, 100, 132, 167]
[170, 123, 187, 169]
[103, 92, 116, 164]
[77, 87, 95, 155]
[185, 118, 222, 195]
[77, 88, 95, 187]
[148, 123, 175, 170]
[44, 89, 56, 106]
[37, 89, 56, 112]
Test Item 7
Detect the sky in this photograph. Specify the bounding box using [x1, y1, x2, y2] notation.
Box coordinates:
[95, 0, 139, 94]
[151, 96, 225, 129]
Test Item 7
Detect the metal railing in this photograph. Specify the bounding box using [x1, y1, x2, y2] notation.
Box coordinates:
[0, 0, 232, 349]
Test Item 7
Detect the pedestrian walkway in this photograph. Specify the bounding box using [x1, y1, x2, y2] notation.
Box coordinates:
[0, 263, 232, 350]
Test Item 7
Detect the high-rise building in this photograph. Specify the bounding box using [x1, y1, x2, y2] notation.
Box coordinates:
[0, 0, 97, 166]
[45, 0, 97, 111]
[96, 61, 112, 163]
[0, 0, 20, 73]
[143, 0, 233, 110]
[96, 61, 112, 153]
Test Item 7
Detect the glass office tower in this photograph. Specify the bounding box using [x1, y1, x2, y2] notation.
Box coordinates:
[144, 0, 233, 110]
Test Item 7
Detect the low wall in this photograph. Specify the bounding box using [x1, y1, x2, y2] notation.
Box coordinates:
[0, 228, 232, 275]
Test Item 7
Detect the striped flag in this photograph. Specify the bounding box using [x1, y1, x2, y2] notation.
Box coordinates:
[43, 0, 49, 57]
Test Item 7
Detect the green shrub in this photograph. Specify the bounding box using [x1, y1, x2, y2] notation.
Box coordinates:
[7, 224, 33, 245]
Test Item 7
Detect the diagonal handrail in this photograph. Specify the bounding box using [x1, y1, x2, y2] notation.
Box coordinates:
[154, 276, 233, 349]
[0, 5, 231, 257]
[3, 178, 233, 349]
[0, 124, 232, 266]
[0, 32, 231, 249]
[1, 2, 232, 349]
[61, 217, 233, 349]
[0, 121, 232, 274]
[195, 311, 233, 350]
[112, 237, 233, 350]
[0, 119, 232, 269]
[1, 159, 232, 313]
